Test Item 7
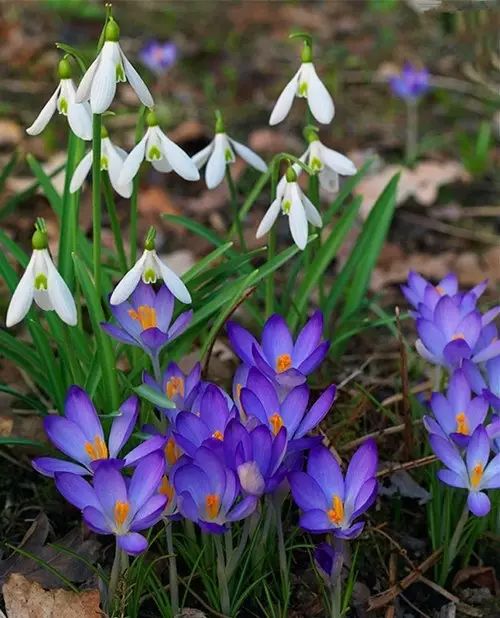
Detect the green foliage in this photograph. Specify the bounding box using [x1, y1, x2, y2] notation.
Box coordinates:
[458, 121, 493, 177]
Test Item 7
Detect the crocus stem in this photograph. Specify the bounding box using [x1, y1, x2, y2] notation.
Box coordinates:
[265, 161, 279, 317]
[226, 166, 245, 251]
[405, 99, 418, 166]
[214, 535, 231, 615]
[151, 354, 162, 383]
[91, 113, 102, 298]
[165, 521, 179, 617]
[274, 499, 289, 603]
[439, 502, 469, 585]
[226, 517, 251, 579]
[330, 574, 342, 618]
[108, 542, 124, 609]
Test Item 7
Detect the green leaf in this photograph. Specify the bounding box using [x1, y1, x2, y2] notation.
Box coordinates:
[0, 437, 46, 448]
[27, 320, 65, 410]
[0, 150, 18, 193]
[26, 154, 63, 215]
[323, 159, 372, 225]
[55, 42, 88, 73]
[134, 384, 176, 409]
[182, 241, 234, 283]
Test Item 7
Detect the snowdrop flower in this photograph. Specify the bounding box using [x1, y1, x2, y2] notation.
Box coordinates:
[110, 228, 191, 305]
[269, 39, 334, 126]
[192, 112, 267, 189]
[118, 110, 199, 186]
[256, 166, 322, 250]
[6, 221, 76, 327]
[70, 125, 132, 198]
[26, 57, 92, 140]
[75, 17, 154, 114]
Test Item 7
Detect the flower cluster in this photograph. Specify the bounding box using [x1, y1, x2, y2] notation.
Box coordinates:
[404, 272, 500, 516]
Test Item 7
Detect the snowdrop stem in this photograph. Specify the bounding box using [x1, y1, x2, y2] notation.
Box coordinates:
[129, 107, 146, 266]
[265, 161, 279, 317]
[91, 113, 102, 297]
[103, 176, 127, 272]
[165, 521, 179, 616]
[405, 98, 418, 167]
[225, 166, 245, 250]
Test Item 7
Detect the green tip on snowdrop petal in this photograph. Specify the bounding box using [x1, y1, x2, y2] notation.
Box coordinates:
[285, 165, 298, 183]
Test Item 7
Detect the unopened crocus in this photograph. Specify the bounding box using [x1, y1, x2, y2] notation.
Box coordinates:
[76, 17, 154, 114]
[389, 63, 430, 101]
[430, 426, 500, 517]
[139, 40, 177, 75]
[289, 440, 378, 539]
[6, 222, 76, 328]
[70, 125, 132, 198]
[227, 311, 329, 390]
[27, 57, 91, 140]
[173, 446, 257, 534]
[463, 357, 500, 411]
[55, 452, 166, 554]
[192, 112, 267, 189]
[143, 362, 201, 419]
[424, 369, 488, 448]
[314, 542, 343, 585]
[33, 386, 138, 477]
[118, 110, 199, 186]
[102, 282, 192, 359]
[269, 39, 334, 126]
[256, 165, 322, 250]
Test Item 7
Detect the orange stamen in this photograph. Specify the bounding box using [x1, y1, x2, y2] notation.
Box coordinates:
[84, 436, 108, 461]
[159, 475, 174, 502]
[165, 436, 181, 465]
[205, 494, 220, 520]
[212, 430, 224, 441]
[166, 376, 184, 400]
[128, 305, 157, 330]
[270, 413, 284, 436]
[276, 353, 292, 373]
[470, 463, 483, 489]
[435, 285, 445, 295]
[452, 333, 465, 341]
[455, 412, 469, 435]
[327, 495, 344, 525]
[114, 501, 130, 526]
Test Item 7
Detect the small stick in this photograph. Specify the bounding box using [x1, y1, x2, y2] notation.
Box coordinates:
[380, 380, 431, 407]
[339, 419, 423, 452]
[377, 454, 437, 478]
[384, 551, 398, 618]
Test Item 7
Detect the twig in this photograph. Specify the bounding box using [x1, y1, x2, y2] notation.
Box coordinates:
[377, 454, 437, 478]
[380, 380, 432, 407]
[384, 551, 398, 618]
[339, 419, 423, 452]
[370, 526, 416, 571]
[399, 211, 499, 245]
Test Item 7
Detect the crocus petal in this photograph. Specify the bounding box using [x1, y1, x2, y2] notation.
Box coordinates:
[93, 462, 128, 521]
[167, 310, 193, 341]
[269, 70, 300, 125]
[154, 254, 191, 304]
[44, 252, 77, 325]
[70, 151, 93, 193]
[295, 384, 336, 438]
[288, 184, 308, 250]
[256, 198, 281, 238]
[44, 416, 89, 464]
[227, 495, 258, 521]
[64, 385, 103, 442]
[262, 314, 293, 367]
[280, 384, 310, 436]
[129, 451, 165, 516]
[55, 472, 99, 511]
[437, 469, 467, 488]
[289, 471, 328, 511]
[226, 321, 259, 366]
[304, 63, 334, 124]
[467, 491, 490, 517]
[334, 522, 365, 540]
[90, 42, 117, 113]
[297, 341, 330, 375]
[82, 506, 110, 534]
[473, 339, 500, 364]
[117, 532, 148, 555]
[192, 141, 214, 169]
[5, 253, 35, 327]
[481, 453, 500, 489]
[26, 85, 60, 135]
[205, 134, 227, 189]
[299, 509, 333, 533]
[308, 446, 344, 499]
[466, 425, 490, 474]
[124, 435, 167, 467]
[239, 388, 269, 426]
[429, 434, 467, 479]
[159, 131, 200, 181]
[131, 494, 167, 530]
[32, 457, 89, 478]
[100, 323, 138, 346]
[344, 439, 378, 510]
[292, 311, 323, 365]
[108, 396, 139, 459]
[120, 47, 154, 108]
[229, 138, 267, 172]
[118, 133, 148, 186]
[110, 252, 147, 305]
[443, 339, 472, 367]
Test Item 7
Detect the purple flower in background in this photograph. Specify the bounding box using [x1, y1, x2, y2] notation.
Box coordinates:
[139, 40, 177, 75]
[143, 362, 201, 419]
[33, 386, 138, 477]
[430, 426, 500, 517]
[289, 440, 378, 539]
[55, 452, 166, 555]
[389, 63, 430, 101]
[101, 282, 192, 359]
[424, 369, 488, 448]
[173, 446, 257, 534]
[463, 356, 500, 411]
[227, 312, 329, 390]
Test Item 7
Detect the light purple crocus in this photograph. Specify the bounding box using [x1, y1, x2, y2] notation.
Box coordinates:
[139, 40, 177, 75]
[173, 445, 257, 534]
[463, 356, 500, 411]
[143, 362, 201, 419]
[429, 426, 500, 517]
[424, 368, 488, 448]
[314, 542, 343, 585]
[101, 282, 192, 360]
[288, 440, 378, 539]
[32, 386, 138, 477]
[389, 63, 430, 101]
[55, 452, 166, 554]
[227, 312, 329, 390]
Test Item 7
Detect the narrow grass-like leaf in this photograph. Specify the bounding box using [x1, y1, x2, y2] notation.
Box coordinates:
[134, 384, 176, 409]
[182, 241, 234, 283]
[26, 154, 62, 215]
[0, 150, 18, 193]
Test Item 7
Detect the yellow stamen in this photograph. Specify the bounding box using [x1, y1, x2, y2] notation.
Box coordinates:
[470, 463, 483, 489]
[435, 285, 445, 295]
[84, 436, 108, 461]
[276, 353, 292, 373]
[452, 333, 465, 341]
[205, 494, 220, 520]
[212, 430, 224, 441]
[455, 412, 469, 435]
[159, 475, 174, 502]
[327, 495, 344, 525]
[270, 413, 284, 436]
[166, 376, 184, 400]
[114, 500, 130, 526]
[165, 436, 181, 466]
[128, 305, 157, 330]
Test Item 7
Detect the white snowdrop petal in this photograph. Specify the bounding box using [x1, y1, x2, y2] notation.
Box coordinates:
[301, 193, 323, 228]
[45, 252, 77, 325]
[90, 43, 118, 114]
[67, 102, 93, 141]
[191, 142, 214, 169]
[75, 55, 101, 103]
[105, 138, 132, 198]
[229, 138, 267, 172]
[120, 48, 154, 108]
[34, 290, 53, 311]
[118, 134, 148, 186]
[26, 85, 60, 135]
[318, 168, 339, 193]
[288, 185, 308, 250]
[159, 132, 200, 181]
[110, 253, 147, 305]
[305, 63, 334, 124]
[151, 158, 173, 173]
[5, 255, 36, 327]
[320, 144, 356, 176]
[155, 255, 192, 304]
[269, 70, 300, 126]
[70, 150, 93, 193]
[256, 198, 281, 239]
[205, 135, 227, 189]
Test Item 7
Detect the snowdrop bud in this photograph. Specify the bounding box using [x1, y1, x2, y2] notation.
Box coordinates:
[57, 57, 72, 80]
[303, 125, 319, 143]
[100, 125, 109, 139]
[105, 16, 120, 43]
[32, 228, 48, 251]
[144, 226, 156, 251]
[285, 165, 298, 183]
[301, 40, 313, 63]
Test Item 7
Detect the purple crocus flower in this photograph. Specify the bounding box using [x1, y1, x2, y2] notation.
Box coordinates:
[227, 312, 329, 390]
[389, 63, 430, 101]
[464, 356, 500, 411]
[143, 362, 201, 419]
[314, 542, 343, 584]
[101, 282, 192, 360]
[54, 452, 166, 554]
[429, 426, 500, 517]
[239, 368, 336, 444]
[32, 386, 138, 477]
[173, 445, 257, 534]
[424, 369, 488, 448]
[139, 40, 177, 76]
[288, 440, 378, 539]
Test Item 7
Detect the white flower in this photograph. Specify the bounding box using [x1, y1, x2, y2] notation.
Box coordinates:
[70, 129, 132, 198]
[75, 18, 154, 114]
[269, 61, 334, 126]
[118, 111, 199, 186]
[6, 229, 77, 327]
[26, 58, 92, 140]
[192, 132, 267, 189]
[110, 248, 191, 306]
[299, 136, 356, 193]
[256, 169, 322, 250]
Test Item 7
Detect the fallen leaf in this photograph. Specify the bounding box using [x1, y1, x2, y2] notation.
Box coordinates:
[452, 566, 499, 596]
[139, 185, 180, 221]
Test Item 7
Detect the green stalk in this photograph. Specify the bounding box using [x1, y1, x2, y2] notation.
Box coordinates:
[165, 522, 179, 617]
[108, 542, 124, 610]
[264, 161, 279, 317]
[91, 114, 102, 297]
[439, 502, 469, 585]
[405, 99, 418, 166]
[274, 500, 289, 605]
[129, 107, 146, 266]
[226, 166, 246, 250]
[214, 535, 231, 615]
[103, 176, 127, 273]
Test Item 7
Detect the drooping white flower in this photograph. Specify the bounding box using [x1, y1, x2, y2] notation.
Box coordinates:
[26, 57, 92, 140]
[118, 110, 199, 186]
[75, 17, 154, 114]
[192, 113, 267, 189]
[110, 233, 191, 305]
[70, 126, 132, 198]
[6, 223, 77, 327]
[269, 41, 334, 126]
[256, 167, 322, 251]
